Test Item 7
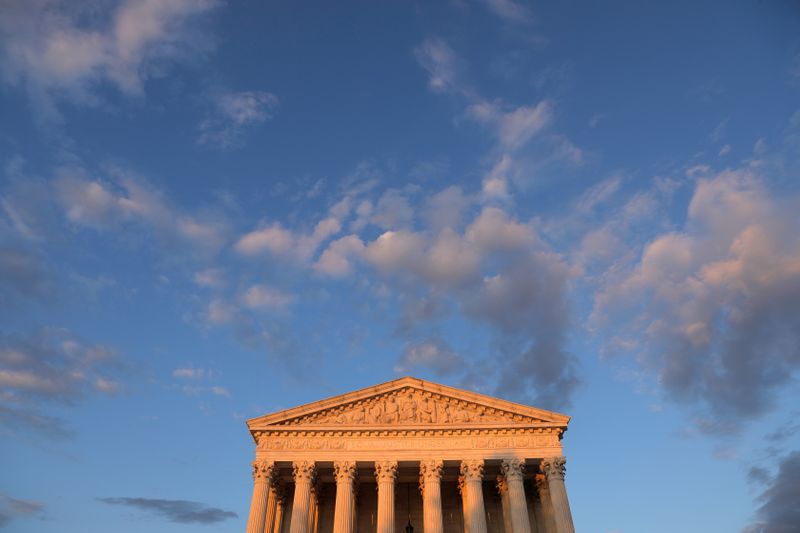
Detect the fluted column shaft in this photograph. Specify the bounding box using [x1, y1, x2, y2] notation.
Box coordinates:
[535, 474, 556, 533]
[496, 476, 513, 533]
[541, 458, 574, 533]
[273, 492, 286, 533]
[264, 487, 278, 533]
[247, 460, 276, 533]
[290, 461, 317, 533]
[458, 476, 471, 533]
[375, 461, 398, 533]
[502, 459, 532, 533]
[460, 460, 488, 533]
[308, 486, 318, 533]
[420, 460, 444, 533]
[333, 461, 358, 533]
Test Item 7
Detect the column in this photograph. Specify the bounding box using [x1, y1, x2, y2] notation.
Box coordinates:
[460, 459, 488, 533]
[530, 479, 545, 533]
[264, 480, 280, 533]
[419, 460, 444, 533]
[273, 487, 286, 533]
[247, 460, 276, 533]
[501, 459, 532, 533]
[333, 461, 358, 533]
[495, 476, 513, 533]
[375, 460, 398, 533]
[458, 475, 471, 533]
[535, 474, 556, 533]
[289, 461, 317, 533]
[308, 485, 318, 533]
[540, 458, 574, 533]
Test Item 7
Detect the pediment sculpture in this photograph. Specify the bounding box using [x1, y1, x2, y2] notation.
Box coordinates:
[275, 387, 543, 426]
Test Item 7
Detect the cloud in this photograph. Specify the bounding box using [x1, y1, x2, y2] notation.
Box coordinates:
[478, 0, 535, 24]
[0, 404, 70, 436]
[593, 169, 800, 431]
[314, 235, 365, 277]
[466, 207, 535, 251]
[461, 251, 578, 408]
[395, 338, 462, 376]
[0, 244, 55, 305]
[54, 166, 230, 256]
[482, 155, 513, 201]
[0, 328, 123, 435]
[235, 222, 294, 256]
[743, 451, 800, 532]
[198, 90, 279, 148]
[0, 0, 219, 121]
[0, 329, 121, 402]
[467, 99, 553, 150]
[203, 298, 236, 325]
[240, 284, 293, 310]
[575, 175, 623, 214]
[358, 198, 576, 409]
[371, 189, 415, 230]
[423, 186, 471, 231]
[172, 366, 207, 379]
[413, 38, 462, 95]
[170, 366, 230, 398]
[193, 268, 225, 289]
[414, 37, 568, 166]
[0, 494, 44, 528]
[364, 229, 482, 288]
[98, 497, 237, 524]
[235, 207, 345, 263]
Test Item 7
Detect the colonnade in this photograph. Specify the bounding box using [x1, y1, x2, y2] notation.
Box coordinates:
[245, 457, 574, 533]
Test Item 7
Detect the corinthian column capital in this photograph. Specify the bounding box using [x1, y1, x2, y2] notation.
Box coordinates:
[419, 459, 443, 481]
[374, 460, 398, 483]
[419, 459, 443, 495]
[293, 460, 317, 483]
[334, 461, 358, 484]
[253, 460, 276, 483]
[501, 458, 526, 482]
[460, 459, 484, 481]
[540, 456, 566, 481]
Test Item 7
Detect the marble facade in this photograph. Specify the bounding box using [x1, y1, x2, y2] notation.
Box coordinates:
[245, 377, 575, 533]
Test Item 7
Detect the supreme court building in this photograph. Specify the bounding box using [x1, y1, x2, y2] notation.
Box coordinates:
[245, 377, 576, 533]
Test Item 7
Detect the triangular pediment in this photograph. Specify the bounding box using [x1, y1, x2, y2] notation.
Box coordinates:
[247, 377, 569, 431]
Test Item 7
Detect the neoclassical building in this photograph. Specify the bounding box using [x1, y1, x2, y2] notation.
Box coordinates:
[245, 377, 575, 533]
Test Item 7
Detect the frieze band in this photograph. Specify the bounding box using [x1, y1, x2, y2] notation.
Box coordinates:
[257, 434, 559, 451]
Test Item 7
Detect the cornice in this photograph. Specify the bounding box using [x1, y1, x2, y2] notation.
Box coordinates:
[246, 376, 570, 431]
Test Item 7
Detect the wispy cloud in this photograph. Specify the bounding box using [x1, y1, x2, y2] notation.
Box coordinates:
[198, 90, 279, 148]
[0, 328, 123, 436]
[98, 497, 237, 524]
[477, 0, 535, 24]
[413, 38, 463, 95]
[395, 338, 463, 377]
[742, 451, 800, 532]
[0, 0, 219, 122]
[54, 165, 231, 256]
[413, 36, 580, 192]
[592, 168, 800, 432]
[0, 494, 44, 528]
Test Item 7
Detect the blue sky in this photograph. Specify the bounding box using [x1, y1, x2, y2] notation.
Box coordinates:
[1, 1, 799, 531]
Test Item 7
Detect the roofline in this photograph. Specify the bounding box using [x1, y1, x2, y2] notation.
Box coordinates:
[246, 376, 571, 430]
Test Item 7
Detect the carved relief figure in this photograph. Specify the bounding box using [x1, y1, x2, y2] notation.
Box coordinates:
[418, 395, 436, 423]
[437, 401, 451, 423]
[367, 401, 383, 424]
[279, 389, 539, 426]
[400, 392, 417, 422]
[383, 395, 399, 423]
[350, 405, 365, 424]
